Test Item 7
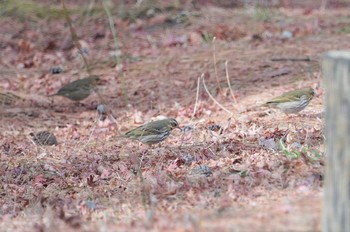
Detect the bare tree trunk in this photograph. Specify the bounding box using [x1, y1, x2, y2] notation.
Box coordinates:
[323, 51, 350, 232]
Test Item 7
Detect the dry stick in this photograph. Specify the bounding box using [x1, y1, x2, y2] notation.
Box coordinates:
[191, 75, 202, 120]
[201, 74, 233, 115]
[178, 75, 202, 148]
[137, 151, 154, 228]
[103, 0, 120, 66]
[138, 152, 148, 209]
[212, 37, 221, 91]
[102, 0, 128, 105]
[270, 57, 311, 62]
[79, 116, 99, 152]
[60, 0, 91, 74]
[225, 60, 238, 105]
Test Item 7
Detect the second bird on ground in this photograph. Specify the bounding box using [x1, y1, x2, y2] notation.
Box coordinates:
[30, 131, 57, 146]
[123, 118, 180, 145]
[263, 87, 315, 114]
[49, 75, 100, 101]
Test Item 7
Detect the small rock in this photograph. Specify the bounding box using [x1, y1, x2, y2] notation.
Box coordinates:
[181, 125, 194, 133]
[50, 66, 64, 74]
[97, 104, 107, 121]
[259, 137, 277, 150]
[281, 30, 293, 39]
[208, 124, 222, 132]
[190, 165, 213, 177]
[183, 153, 195, 165]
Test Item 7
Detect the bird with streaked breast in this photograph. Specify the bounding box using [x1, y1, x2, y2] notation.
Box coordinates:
[48, 75, 100, 101]
[122, 118, 180, 145]
[263, 87, 315, 114]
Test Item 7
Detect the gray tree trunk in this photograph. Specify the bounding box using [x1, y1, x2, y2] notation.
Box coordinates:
[323, 51, 350, 232]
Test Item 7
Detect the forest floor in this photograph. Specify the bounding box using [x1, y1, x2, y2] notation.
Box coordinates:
[1, 1, 349, 231]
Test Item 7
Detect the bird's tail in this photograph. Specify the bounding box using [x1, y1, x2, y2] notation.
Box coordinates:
[246, 103, 267, 112]
[47, 93, 59, 97]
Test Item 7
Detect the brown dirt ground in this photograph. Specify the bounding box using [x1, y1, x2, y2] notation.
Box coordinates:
[1, 1, 347, 231]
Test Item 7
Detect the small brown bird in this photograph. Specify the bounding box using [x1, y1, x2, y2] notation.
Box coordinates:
[49, 75, 100, 101]
[123, 118, 180, 145]
[264, 87, 315, 114]
[30, 131, 57, 146]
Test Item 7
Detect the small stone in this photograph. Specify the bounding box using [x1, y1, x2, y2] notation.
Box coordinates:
[190, 165, 213, 177]
[50, 66, 64, 74]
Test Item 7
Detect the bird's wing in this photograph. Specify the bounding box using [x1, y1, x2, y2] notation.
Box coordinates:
[59, 82, 93, 94]
[267, 90, 305, 103]
[124, 125, 165, 137]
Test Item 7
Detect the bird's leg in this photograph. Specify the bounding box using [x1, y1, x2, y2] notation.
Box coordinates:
[73, 101, 85, 108]
[69, 104, 79, 113]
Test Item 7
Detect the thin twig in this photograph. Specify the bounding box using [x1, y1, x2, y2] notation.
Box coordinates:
[270, 57, 311, 62]
[212, 37, 221, 91]
[102, 0, 128, 105]
[225, 60, 238, 105]
[137, 151, 154, 228]
[77, 114, 99, 153]
[102, 0, 120, 67]
[192, 75, 202, 119]
[60, 0, 91, 74]
[137, 151, 148, 210]
[201, 73, 233, 115]
[221, 117, 232, 135]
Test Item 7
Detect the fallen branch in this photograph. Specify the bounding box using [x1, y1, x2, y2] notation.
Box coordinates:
[270, 57, 311, 62]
